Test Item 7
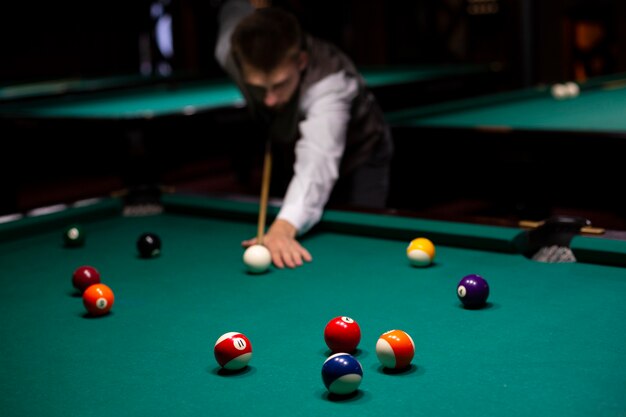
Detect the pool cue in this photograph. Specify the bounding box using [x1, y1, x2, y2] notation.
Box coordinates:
[257, 140, 272, 245]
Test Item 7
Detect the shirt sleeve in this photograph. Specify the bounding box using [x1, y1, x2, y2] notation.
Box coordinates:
[277, 71, 359, 235]
[214, 0, 254, 69]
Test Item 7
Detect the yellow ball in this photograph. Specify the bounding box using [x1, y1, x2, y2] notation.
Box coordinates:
[406, 237, 435, 267]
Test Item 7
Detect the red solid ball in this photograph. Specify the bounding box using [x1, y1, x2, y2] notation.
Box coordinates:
[324, 316, 361, 353]
[72, 265, 101, 293]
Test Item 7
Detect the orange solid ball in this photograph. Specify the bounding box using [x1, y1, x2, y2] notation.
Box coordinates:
[83, 283, 115, 316]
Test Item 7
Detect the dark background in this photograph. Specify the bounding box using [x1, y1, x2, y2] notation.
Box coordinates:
[2, 0, 626, 228]
[3, 0, 625, 87]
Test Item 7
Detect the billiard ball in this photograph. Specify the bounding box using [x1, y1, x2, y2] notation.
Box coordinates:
[137, 232, 161, 258]
[214, 332, 253, 370]
[457, 274, 490, 309]
[375, 329, 415, 370]
[564, 81, 579, 98]
[324, 316, 361, 353]
[72, 265, 101, 293]
[550, 83, 568, 100]
[82, 283, 114, 316]
[63, 225, 85, 247]
[406, 237, 435, 267]
[243, 244, 271, 273]
[321, 353, 363, 395]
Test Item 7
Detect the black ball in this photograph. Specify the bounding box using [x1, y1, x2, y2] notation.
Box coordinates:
[136, 232, 161, 258]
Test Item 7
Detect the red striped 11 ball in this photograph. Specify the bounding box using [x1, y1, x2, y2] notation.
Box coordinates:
[324, 316, 361, 353]
[214, 332, 253, 371]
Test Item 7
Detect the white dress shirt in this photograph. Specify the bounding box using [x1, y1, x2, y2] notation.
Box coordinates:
[215, 0, 359, 235]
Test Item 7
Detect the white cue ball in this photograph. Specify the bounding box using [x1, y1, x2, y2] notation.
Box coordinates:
[551, 83, 568, 100]
[243, 244, 272, 273]
[564, 81, 579, 98]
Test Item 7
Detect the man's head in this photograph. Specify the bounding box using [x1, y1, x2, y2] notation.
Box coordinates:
[231, 7, 308, 109]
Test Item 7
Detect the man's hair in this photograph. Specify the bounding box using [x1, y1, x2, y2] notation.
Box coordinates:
[231, 7, 302, 72]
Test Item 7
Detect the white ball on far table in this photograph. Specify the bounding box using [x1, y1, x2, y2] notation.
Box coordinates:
[564, 81, 579, 97]
[243, 244, 272, 273]
[550, 83, 568, 100]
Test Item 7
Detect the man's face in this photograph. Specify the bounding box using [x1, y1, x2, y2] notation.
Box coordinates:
[241, 51, 308, 111]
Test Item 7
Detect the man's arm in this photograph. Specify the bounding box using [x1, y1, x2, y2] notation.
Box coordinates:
[241, 71, 359, 269]
[277, 70, 359, 234]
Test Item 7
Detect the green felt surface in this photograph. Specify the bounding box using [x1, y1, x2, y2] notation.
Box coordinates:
[0, 65, 489, 119]
[359, 64, 487, 87]
[0, 74, 149, 101]
[1, 195, 625, 417]
[1, 79, 246, 118]
[388, 72, 626, 132]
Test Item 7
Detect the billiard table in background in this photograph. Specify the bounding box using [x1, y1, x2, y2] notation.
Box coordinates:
[0, 193, 625, 417]
[386, 71, 626, 228]
[0, 63, 503, 113]
[0, 63, 504, 215]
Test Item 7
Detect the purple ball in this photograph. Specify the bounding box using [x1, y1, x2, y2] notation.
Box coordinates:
[457, 274, 489, 309]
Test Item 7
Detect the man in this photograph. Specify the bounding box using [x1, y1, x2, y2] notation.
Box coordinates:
[215, 0, 393, 269]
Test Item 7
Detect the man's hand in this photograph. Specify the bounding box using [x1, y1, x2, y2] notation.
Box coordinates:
[242, 219, 312, 268]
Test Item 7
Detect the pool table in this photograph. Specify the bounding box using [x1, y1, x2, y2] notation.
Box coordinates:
[1, 193, 625, 417]
[0, 74, 156, 102]
[386, 72, 626, 221]
[0, 63, 501, 117]
[0, 64, 503, 215]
